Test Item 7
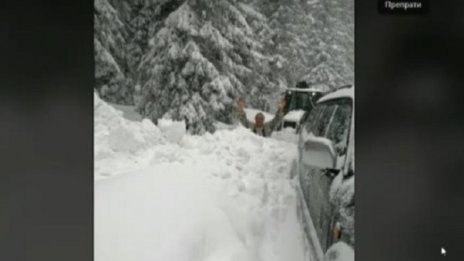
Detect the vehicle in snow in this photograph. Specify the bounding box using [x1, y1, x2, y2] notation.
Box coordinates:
[281, 81, 324, 131]
[294, 85, 354, 261]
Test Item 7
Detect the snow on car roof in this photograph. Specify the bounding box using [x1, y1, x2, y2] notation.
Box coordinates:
[283, 109, 306, 122]
[285, 87, 324, 93]
[317, 86, 354, 103]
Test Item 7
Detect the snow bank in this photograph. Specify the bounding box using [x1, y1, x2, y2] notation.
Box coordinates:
[271, 127, 299, 144]
[94, 93, 166, 179]
[95, 164, 256, 261]
[107, 102, 142, 121]
[214, 121, 235, 131]
[95, 94, 310, 261]
[324, 242, 354, 261]
[158, 118, 186, 143]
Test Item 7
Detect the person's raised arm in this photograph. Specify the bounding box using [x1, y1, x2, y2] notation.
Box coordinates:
[236, 97, 253, 128]
[267, 98, 286, 130]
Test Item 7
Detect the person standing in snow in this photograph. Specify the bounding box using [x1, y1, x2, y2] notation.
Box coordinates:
[236, 97, 286, 137]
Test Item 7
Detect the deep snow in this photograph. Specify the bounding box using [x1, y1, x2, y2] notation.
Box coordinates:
[94, 93, 311, 261]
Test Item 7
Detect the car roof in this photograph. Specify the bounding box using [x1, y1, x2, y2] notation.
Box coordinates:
[317, 86, 354, 103]
[285, 87, 324, 93]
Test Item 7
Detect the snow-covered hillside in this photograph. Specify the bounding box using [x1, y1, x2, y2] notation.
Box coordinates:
[94, 0, 354, 134]
[94, 94, 311, 261]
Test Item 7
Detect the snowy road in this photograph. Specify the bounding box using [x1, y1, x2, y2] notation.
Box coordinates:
[94, 94, 312, 261]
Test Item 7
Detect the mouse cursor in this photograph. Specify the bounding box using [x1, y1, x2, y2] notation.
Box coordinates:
[441, 247, 446, 256]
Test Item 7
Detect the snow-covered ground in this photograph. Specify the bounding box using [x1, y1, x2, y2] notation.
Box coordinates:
[271, 127, 299, 144]
[108, 102, 143, 121]
[95, 94, 311, 261]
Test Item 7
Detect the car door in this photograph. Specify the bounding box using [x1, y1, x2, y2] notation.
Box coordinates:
[298, 98, 353, 252]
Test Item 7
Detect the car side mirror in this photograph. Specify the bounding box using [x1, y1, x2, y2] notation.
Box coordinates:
[301, 135, 337, 170]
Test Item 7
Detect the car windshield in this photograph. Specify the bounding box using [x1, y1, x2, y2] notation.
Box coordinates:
[286, 92, 310, 111]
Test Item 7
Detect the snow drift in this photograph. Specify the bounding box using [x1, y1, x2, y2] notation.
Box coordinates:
[94, 94, 310, 261]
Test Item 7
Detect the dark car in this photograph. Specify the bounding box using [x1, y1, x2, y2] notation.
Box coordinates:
[281, 85, 324, 130]
[293, 85, 354, 261]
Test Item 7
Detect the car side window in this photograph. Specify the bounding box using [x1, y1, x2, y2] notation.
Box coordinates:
[305, 102, 336, 137]
[304, 103, 325, 133]
[326, 99, 352, 155]
[304, 98, 352, 156]
[314, 103, 337, 137]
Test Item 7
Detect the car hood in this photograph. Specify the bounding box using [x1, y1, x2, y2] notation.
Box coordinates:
[283, 110, 306, 122]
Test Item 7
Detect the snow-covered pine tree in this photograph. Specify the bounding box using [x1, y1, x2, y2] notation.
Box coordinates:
[94, 0, 133, 104]
[302, 0, 354, 89]
[137, 0, 276, 134]
[108, 0, 132, 22]
[257, 0, 314, 88]
[236, 0, 281, 112]
[125, 0, 185, 82]
[257, 0, 353, 91]
[125, 0, 151, 78]
[325, 0, 354, 85]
